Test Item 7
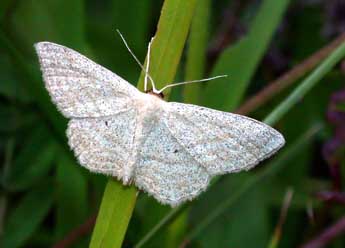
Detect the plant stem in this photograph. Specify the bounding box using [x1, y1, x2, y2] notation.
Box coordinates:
[263, 41, 345, 125]
[134, 205, 189, 248]
[89, 181, 137, 248]
[236, 33, 345, 115]
[267, 188, 294, 248]
[301, 216, 345, 248]
[52, 215, 96, 248]
[90, 0, 198, 247]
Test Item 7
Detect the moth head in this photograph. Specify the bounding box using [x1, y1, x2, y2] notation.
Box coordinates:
[145, 89, 164, 99]
[116, 30, 227, 97]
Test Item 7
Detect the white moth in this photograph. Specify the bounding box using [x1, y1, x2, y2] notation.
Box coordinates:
[35, 40, 285, 207]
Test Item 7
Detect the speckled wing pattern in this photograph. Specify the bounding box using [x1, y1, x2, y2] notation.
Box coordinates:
[66, 109, 137, 180]
[134, 103, 284, 206]
[165, 103, 285, 175]
[35, 41, 285, 207]
[35, 42, 139, 118]
[35, 41, 139, 184]
[134, 113, 210, 206]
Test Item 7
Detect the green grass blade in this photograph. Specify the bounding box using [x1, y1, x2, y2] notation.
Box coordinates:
[203, 0, 290, 111]
[183, 0, 211, 104]
[89, 180, 137, 248]
[161, 2, 211, 245]
[165, 211, 189, 248]
[90, 0, 198, 247]
[137, 0, 198, 93]
[264, 41, 345, 125]
[134, 205, 189, 248]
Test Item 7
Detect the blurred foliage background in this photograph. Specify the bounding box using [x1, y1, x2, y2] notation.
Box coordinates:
[1, 0, 345, 247]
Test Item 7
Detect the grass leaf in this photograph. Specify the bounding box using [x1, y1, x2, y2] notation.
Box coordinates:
[183, 0, 211, 104]
[90, 0, 198, 247]
[89, 179, 137, 248]
[137, 0, 198, 93]
[202, 0, 290, 111]
[264, 41, 345, 125]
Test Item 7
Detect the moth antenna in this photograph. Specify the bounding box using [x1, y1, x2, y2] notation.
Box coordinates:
[157, 75, 228, 94]
[116, 30, 156, 91]
[145, 37, 155, 92]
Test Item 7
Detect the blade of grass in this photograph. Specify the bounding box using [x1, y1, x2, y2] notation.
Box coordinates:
[301, 216, 345, 248]
[89, 180, 137, 248]
[134, 205, 189, 248]
[183, 0, 211, 104]
[267, 188, 294, 248]
[236, 33, 345, 115]
[166, 210, 189, 248]
[264, 41, 345, 125]
[162, 2, 211, 246]
[203, 0, 290, 111]
[136, 0, 197, 93]
[90, 0, 198, 247]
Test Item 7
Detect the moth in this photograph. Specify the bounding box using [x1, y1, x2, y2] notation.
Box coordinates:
[35, 38, 285, 207]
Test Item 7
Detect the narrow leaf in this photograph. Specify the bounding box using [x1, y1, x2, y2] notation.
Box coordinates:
[264, 41, 345, 125]
[183, 0, 211, 104]
[90, 0, 198, 247]
[89, 180, 137, 248]
[203, 0, 290, 111]
[137, 0, 198, 94]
